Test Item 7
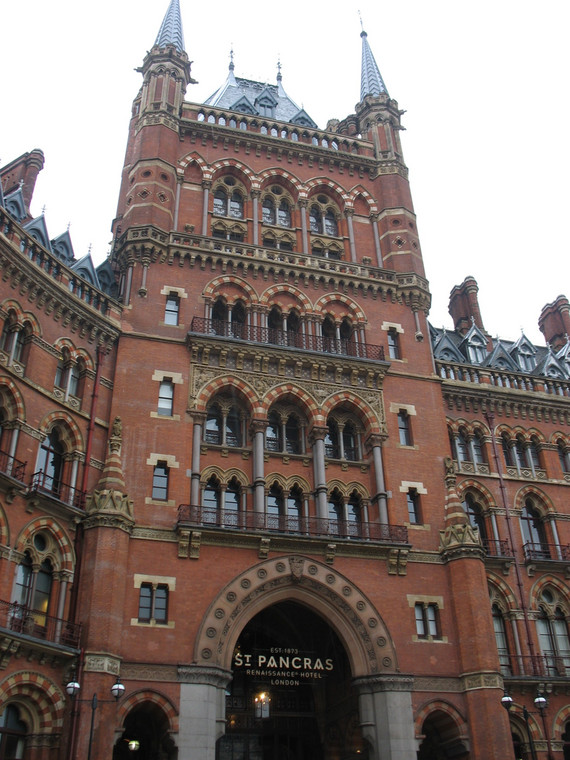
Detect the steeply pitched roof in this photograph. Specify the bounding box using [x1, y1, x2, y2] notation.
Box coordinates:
[154, 0, 185, 52]
[204, 59, 317, 127]
[360, 30, 389, 100]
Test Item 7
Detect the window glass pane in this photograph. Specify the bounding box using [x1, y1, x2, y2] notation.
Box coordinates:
[158, 381, 174, 416]
[152, 464, 169, 500]
[154, 586, 168, 623]
[398, 411, 411, 446]
[138, 585, 152, 621]
[164, 295, 179, 325]
[415, 604, 426, 636]
[426, 605, 438, 636]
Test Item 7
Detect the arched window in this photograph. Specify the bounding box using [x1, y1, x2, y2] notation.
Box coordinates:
[492, 604, 511, 675]
[212, 299, 228, 335]
[520, 499, 549, 559]
[557, 439, 570, 473]
[14, 552, 53, 627]
[262, 196, 276, 225]
[0, 704, 27, 760]
[286, 485, 303, 533]
[224, 479, 241, 528]
[327, 490, 344, 534]
[502, 435, 514, 467]
[325, 419, 340, 459]
[266, 411, 282, 452]
[36, 428, 64, 495]
[267, 484, 284, 530]
[285, 415, 301, 454]
[324, 209, 338, 236]
[277, 199, 291, 227]
[203, 476, 221, 520]
[213, 179, 244, 219]
[463, 493, 488, 542]
[204, 399, 245, 448]
[472, 430, 486, 464]
[321, 315, 336, 353]
[346, 493, 363, 537]
[537, 605, 570, 676]
[286, 311, 299, 346]
[528, 437, 541, 470]
[231, 301, 246, 339]
[309, 205, 323, 234]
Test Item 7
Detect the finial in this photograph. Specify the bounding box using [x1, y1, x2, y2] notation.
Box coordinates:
[67, 222, 71, 231]
[41, 204, 46, 215]
[18, 179, 24, 188]
[88, 243, 92, 255]
[277, 58, 282, 81]
[229, 47, 234, 71]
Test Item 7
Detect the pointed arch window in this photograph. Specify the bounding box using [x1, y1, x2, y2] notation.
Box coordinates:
[262, 196, 276, 225]
[346, 493, 363, 537]
[520, 499, 549, 559]
[36, 428, 64, 496]
[309, 205, 323, 234]
[225, 479, 241, 523]
[558, 440, 570, 473]
[286, 485, 303, 533]
[267, 484, 284, 530]
[203, 476, 221, 524]
[492, 604, 511, 675]
[324, 210, 338, 236]
[327, 491, 344, 535]
[537, 606, 570, 676]
[463, 493, 488, 542]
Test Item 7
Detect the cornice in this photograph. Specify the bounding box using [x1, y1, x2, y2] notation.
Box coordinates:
[0, 232, 120, 351]
[441, 381, 570, 426]
[112, 225, 431, 312]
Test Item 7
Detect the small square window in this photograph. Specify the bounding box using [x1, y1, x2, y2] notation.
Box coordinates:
[415, 602, 440, 639]
[138, 583, 169, 624]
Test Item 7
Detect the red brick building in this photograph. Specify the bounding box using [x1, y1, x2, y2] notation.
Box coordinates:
[1, 2, 569, 758]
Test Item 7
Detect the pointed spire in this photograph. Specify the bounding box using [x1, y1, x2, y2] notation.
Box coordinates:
[154, 0, 185, 53]
[360, 27, 389, 100]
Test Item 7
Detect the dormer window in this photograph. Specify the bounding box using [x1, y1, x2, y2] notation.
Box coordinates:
[468, 339, 486, 364]
[518, 351, 535, 372]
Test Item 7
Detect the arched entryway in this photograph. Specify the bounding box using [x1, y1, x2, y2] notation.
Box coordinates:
[113, 701, 177, 760]
[417, 709, 469, 759]
[178, 555, 417, 760]
[217, 600, 367, 759]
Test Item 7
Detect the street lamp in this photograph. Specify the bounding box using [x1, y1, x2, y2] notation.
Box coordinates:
[66, 676, 126, 760]
[501, 689, 554, 760]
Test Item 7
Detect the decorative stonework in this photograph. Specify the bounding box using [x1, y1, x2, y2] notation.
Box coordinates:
[84, 652, 122, 675]
[194, 555, 396, 678]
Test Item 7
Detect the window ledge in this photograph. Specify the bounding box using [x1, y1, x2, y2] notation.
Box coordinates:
[145, 497, 176, 507]
[130, 618, 175, 629]
[150, 412, 181, 421]
[412, 636, 448, 644]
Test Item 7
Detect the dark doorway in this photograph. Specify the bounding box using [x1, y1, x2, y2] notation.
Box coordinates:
[113, 702, 177, 760]
[217, 601, 367, 760]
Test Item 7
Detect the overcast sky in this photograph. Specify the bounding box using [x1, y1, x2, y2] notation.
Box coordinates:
[2, 0, 568, 344]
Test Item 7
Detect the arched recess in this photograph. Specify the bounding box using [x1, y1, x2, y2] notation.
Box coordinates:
[415, 700, 470, 759]
[14, 516, 76, 573]
[194, 375, 260, 417]
[0, 670, 66, 732]
[194, 555, 397, 679]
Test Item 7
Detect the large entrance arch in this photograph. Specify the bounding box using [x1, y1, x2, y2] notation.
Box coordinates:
[177, 556, 416, 759]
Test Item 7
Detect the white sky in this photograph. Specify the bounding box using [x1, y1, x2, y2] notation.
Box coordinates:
[2, 0, 568, 344]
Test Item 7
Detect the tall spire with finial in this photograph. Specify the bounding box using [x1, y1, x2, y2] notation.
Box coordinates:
[360, 21, 389, 100]
[154, 0, 185, 52]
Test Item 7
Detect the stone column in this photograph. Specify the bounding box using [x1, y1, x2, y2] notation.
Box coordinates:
[353, 674, 416, 759]
[252, 190, 259, 246]
[299, 200, 308, 255]
[368, 434, 388, 523]
[251, 420, 267, 515]
[190, 412, 206, 506]
[345, 210, 357, 262]
[310, 426, 328, 520]
[178, 665, 233, 760]
[370, 213, 383, 267]
[202, 181, 211, 236]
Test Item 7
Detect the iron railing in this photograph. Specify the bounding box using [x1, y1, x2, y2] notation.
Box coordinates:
[177, 505, 408, 544]
[0, 448, 26, 481]
[0, 599, 81, 648]
[500, 652, 570, 679]
[522, 542, 570, 562]
[482, 538, 513, 558]
[30, 471, 86, 509]
[189, 317, 386, 361]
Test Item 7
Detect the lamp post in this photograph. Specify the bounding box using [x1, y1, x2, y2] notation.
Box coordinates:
[501, 689, 554, 760]
[66, 676, 126, 760]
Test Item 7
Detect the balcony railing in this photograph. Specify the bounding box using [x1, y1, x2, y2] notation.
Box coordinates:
[29, 471, 86, 509]
[0, 599, 81, 648]
[177, 505, 408, 544]
[189, 318, 386, 361]
[522, 542, 570, 562]
[0, 448, 26, 482]
[501, 652, 570, 679]
[482, 538, 513, 558]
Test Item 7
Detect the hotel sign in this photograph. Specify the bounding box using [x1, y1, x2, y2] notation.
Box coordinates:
[233, 648, 333, 686]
